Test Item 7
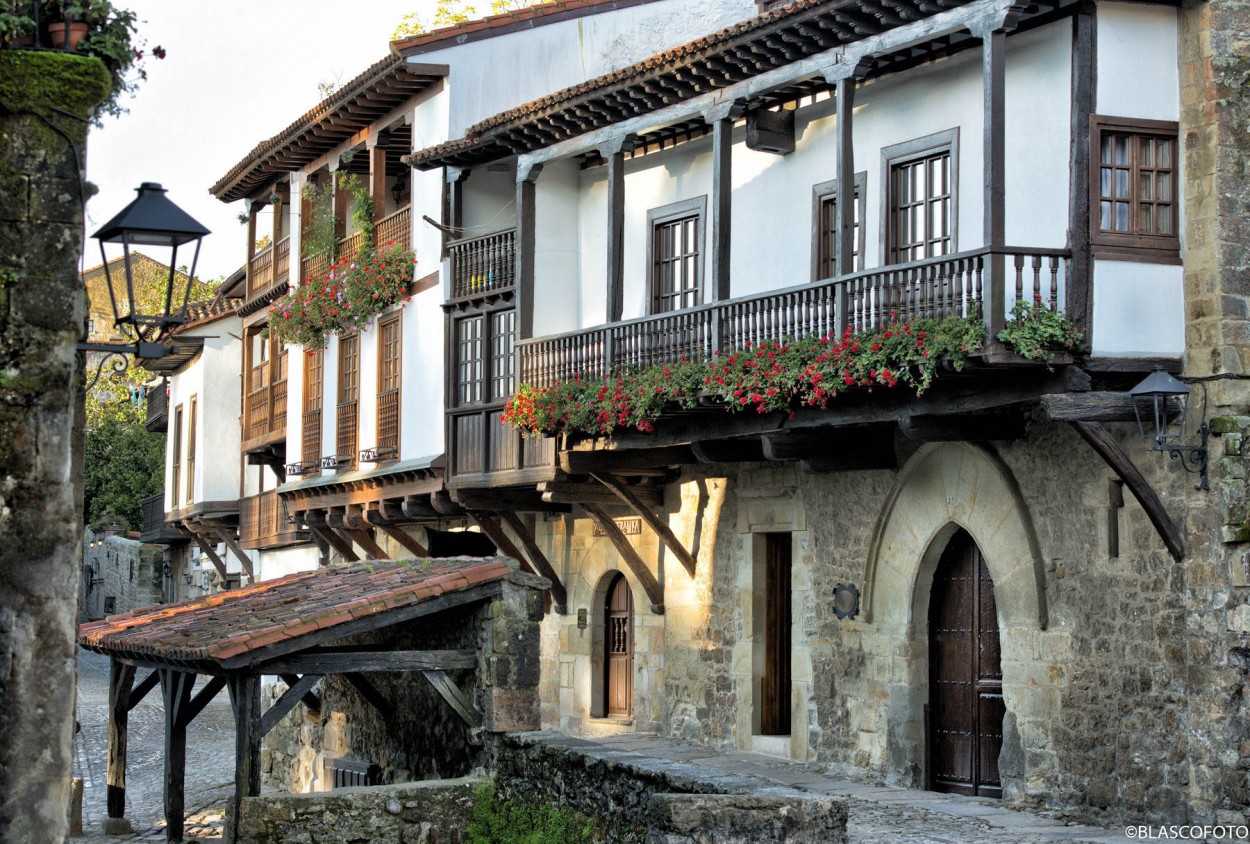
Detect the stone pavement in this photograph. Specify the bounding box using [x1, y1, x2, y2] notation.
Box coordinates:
[74, 648, 233, 840]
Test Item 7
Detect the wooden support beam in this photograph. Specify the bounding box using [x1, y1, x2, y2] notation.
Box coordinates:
[1042, 391, 1180, 423]
[606, 147, 625, 323]
[259, 649, 477, 675]
[710, 115, 733, 303]
[762, 426, 896, 472]
[590, 473, 696, 579]
[369, 140, 388, 223]
[378, 524, 428, 557]
[515, 168, 540, 340]
[1066, 4, 1095, 344]
[1070, 421, 1184, 561]
[582, 504, 664, 614]
[212, 527, 255, 582]
[226, 673, 262, 844]
[126, 669, 160, 712]
[305, 515, 360, 562]
[189, 531, 229, 582]
[899, 412, 1026, 441]
[422, 669, 483, 728]
[978, 24, 1007, 339]
[279, 673, 322, 713]
[179, 676, 226, 729]
[561, 445, 697, 474]
[345, 527, 390, 560]
[344, 673, 392, 718]
[106, 660, 136, 821]
[690, 438, 766, 464]
[160, 669, 195, 843]
[261, 674, 322, 738]
[834, 75, 857, 285]
[498, 510, 569, 612]
[468, 512, 539, 579]
[451, 489, 569, 514]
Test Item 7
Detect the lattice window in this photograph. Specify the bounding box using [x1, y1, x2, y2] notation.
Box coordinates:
[1091, 116, 1178, 256]
[648, 197, 706, 314]
[490, 310, 515, 401]
[890, 149, 953, 263]
[456, 315, 484, 406]
[814, 174, 866, 280]
[336, 334, 359, 468]
[302, 349, 323, 466]
[185, 396, 197, 505]
[377, 315, 401, 452]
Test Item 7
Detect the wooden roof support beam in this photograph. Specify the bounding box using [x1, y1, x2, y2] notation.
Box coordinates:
[468, 511, 543, 579]
[261, 674, 323, 738]
[1070, 421, 1183, 561]
[898, 412, 1027, 441]
[591, 473, 696, 579]
[106, 661, 136, 823]
[330, 511, 389, 560]
[179, 676, 226, 730]
[278, 673, 322, 714]
[188, 530, 229, 582]
[498, 510, 568, 613]
[210, 526, 255, 582]
[126, 668, 160, 712]
[160, 669, 195, 843]
[259, 649, 476, 675]
[226, 673, 262, 844]
[422, 669, 482, 728]
[561, 444, 697, 474]
[344, 673, 392, 719]
[378, 524, 429, 557]
[582, 503, 664, 614]
[303, 511, 361, 562]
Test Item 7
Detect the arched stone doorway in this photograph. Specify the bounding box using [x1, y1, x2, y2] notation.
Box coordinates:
[588, 571, 634, 720]
[928, 528, 1003, 797]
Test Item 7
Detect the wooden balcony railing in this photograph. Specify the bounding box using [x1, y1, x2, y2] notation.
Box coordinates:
[335, 401, 358, 469]
[377, 390, 399, 453]
[140, 492, 167, 539]
[301, 251, 330, 283]
[144, 381, 168, 433]
[247, 244, 274, 300]
[274, 236, 291, 283]
[239, 489, 307, 550]
[338, 229, 367, 265]
[302, 408, 322, 467]
[244, 363, 287, 446]
[374, 206, 411, 252]
[449, 405, 555, 484]
[517, 247, 1068, 388]
[450, 229, 515, 299]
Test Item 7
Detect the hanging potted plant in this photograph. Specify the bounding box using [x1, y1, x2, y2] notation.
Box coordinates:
[42, 0, 103, 51]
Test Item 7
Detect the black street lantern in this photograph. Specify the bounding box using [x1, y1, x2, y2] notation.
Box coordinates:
[89, 182, 211, 359]
[1130, 367, 1209, 491]
[390, 174, 406, 205]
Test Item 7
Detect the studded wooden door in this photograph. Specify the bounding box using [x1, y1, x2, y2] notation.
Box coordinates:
[605, 574, 633, 718]
[928, 529, 1004, 797]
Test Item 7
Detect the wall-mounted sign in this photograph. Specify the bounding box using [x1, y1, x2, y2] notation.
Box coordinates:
[593, 517, 642, 537]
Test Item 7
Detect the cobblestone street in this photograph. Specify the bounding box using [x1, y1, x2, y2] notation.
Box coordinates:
[74, 648, 233, 840]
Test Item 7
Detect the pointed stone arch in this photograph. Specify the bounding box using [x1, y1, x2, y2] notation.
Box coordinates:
[862, 441, 1048, 631]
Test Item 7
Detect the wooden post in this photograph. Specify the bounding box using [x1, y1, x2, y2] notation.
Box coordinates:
[605, 144, 626, 322]
[159, 669, 195, 843]
[226, 673, 262, 844]
[331, 167, 348, 242]
[710, 116, 733, 303]
[977, 23, 1007, 338]
[515, 165, 541, 340]
[835, 76, 857, 279]
[369, 136, 389, 226]
[244, 202, 258, 296]
[1067, 3, 1095, 341]
[106, 660, 136, 823]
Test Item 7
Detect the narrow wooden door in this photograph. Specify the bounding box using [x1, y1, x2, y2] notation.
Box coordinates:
[605, 575, 633, 718]
[928, 529, 1004, 797]
[761, 533, 792, 735]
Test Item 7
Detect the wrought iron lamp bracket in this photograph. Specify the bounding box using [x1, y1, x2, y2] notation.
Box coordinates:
[1151, 422, 1209, 491]
[78, 340, 173, 393]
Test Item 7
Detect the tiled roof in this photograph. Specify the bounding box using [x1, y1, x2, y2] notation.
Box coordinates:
[390, 0, 667, 55]
[79, 557, 515, 670]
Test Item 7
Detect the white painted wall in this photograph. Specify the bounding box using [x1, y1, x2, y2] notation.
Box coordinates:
[533, 159, 584, 337]
[165, 320, 242, 513]
[1091, 260, 1185, 357]
[1096, 3, 1179, 122]
[256, 544, 320, 582]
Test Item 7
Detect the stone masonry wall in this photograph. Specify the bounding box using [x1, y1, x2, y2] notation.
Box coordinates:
[80, 528, 162, 622]
[263, 569, 544, 793]
[0, 50, 110, 842]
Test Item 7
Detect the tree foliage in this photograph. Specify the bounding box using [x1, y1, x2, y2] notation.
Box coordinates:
[83, 416, 165, 530]
[393, 0, 542, 38]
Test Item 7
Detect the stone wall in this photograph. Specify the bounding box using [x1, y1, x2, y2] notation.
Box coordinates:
[529, 410, 1250, 827]
[0, 50, 110, 842]
[80, 528, 163, 621]
[237, 777, 479, 844]
[263, 569, 544, 793]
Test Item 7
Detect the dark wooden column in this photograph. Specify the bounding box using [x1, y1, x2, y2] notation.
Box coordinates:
[332, 167, 348, 242]
[709, 114, 734, 303]
[603, 139, 628, 323]
[835, 76, 857, 278]
[244, 202, 258, 293]
[1067, 3, 1095, 340]
[515, 164, 542, 340]
[159, 669, 195, 843]
[369, 132, 389, 223]
[226, 673, 262, 844]
[106, 660, 136, 822]
[975, 22, 1008, 338]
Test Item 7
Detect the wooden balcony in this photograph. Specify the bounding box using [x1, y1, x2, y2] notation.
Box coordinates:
[297, 208, 411, 284]
[374, 206, 411, 252]
[302, 408, 322, 468]
[518, 247, 1068, 388]
[448, 405, 556, 487]
[243, 359, 288, 453]
[239, 489, 308, 550]
[145, 381, 168, 433]
[449, 229, 515, 300]
[332, 400, 358, 471]
[138, 492, 184, 544]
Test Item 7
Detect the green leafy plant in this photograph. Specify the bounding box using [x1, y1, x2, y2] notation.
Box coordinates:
[503, 313, 987, 438]
[267, 240, 417, 350]
[83, 415, 164, 530]
[465, 783, 595, 844]
[299, 176, 339, 261]
[996, 299, 1082, 366]
[0, 2, 35, 43]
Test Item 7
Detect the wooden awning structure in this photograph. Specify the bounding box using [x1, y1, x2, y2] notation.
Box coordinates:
[79, 557, 522, 843]
[210, 55, 447, 203]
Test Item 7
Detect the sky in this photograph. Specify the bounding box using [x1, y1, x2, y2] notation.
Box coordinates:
[84, 0, 441, 282]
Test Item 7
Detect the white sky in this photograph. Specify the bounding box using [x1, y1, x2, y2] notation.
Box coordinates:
[84, 0, 441, 281]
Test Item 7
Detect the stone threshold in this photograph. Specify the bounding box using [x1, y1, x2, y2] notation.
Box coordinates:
[520, 731, 1135, 844]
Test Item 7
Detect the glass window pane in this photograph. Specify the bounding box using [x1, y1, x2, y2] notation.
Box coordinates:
[1139, 137, 1154, 167]
[1114, 135, 1129, 165]
[1158, 140, 1171, 168]
[1139, 172, 1153, 201]
[1115, 169, 1129, 198]
[1115, 201, 1129, 231]
[1100, 201, 1111, 230]
[1157, 205, 1172, 234]
[1158, 172, 1172, 202]
[1101, 135, 1113, 164]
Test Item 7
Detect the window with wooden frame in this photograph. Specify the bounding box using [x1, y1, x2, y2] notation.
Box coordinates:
[302, 349, 323, 467]
[883, 129, 958, 264]
[647, 196, 706, 314]
[335, 334, 359, 469]
[171, 404, 183, 508]
[1090, 116, 1179, 260]
[376, 314, 402, 455]
[186, 395, 197, 505]
[813, 173, 867, 280]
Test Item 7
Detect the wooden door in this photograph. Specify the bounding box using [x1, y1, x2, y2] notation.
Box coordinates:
[761, 533, 792, 735]
[928, 529, 1004, 797]
[605, 575, 633, 718]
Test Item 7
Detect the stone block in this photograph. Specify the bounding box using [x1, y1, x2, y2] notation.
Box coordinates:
[99, 817, 132, 835]
[1229, 605, 1250, 634]
[484, 687, 539, 733]
[646, 793, 848, 844]
[1222, 525, 1250, 544]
